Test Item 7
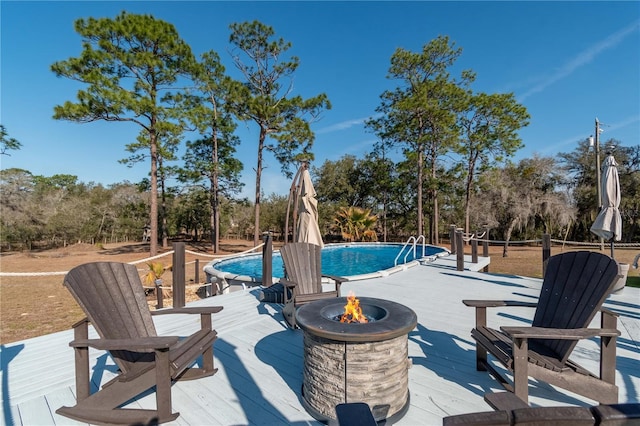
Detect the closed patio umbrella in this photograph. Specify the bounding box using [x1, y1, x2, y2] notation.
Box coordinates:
[296, 168, 324, 248]
[590, 154, 622, 258]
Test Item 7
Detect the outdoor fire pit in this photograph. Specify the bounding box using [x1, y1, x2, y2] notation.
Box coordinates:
[295, 295, 417, 423]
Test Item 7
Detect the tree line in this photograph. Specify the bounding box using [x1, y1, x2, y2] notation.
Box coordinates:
[311, 142, 639, 250]
[1, 12, 638, 252]
[2, 138, 638, 252]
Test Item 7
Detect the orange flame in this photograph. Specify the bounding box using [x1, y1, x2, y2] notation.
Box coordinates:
[340, 292, 369, 323]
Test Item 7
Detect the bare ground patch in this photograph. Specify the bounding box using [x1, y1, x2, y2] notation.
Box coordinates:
[0, 240, 255, 344]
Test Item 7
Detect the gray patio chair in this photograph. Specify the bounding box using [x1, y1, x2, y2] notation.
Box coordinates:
[463, 251, 620, 406]
[280, 242, 346, 328]
[56, 261, 223, 424]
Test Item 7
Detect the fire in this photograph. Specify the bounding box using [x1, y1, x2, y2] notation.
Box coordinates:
[340, 292, 369, 323]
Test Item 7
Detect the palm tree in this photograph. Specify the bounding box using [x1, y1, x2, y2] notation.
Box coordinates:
[333, 207, 378, 242]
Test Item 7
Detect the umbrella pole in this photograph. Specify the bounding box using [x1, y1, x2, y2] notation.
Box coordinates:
[292, 170, 302, 240]
[610, 239, 615, 260]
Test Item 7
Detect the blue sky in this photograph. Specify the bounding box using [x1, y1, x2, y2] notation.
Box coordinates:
[2, 1, 639, 199]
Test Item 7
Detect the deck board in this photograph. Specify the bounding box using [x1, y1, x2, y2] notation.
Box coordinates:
[13, 395, 55, 425]
[2, 257, 638, 425]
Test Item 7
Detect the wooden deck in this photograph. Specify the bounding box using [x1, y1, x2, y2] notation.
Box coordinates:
[2, 257, 639, 425]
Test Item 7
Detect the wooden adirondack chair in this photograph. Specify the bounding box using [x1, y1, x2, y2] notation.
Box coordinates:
[56, 262, 223, 425]
[280, 242, 346, 328]
[463, 251, 621, 406]
[443, 398, 640, 425]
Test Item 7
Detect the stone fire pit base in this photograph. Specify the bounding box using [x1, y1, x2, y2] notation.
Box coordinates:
[296, 297, 417, 423]
[301, 332, 411, 422]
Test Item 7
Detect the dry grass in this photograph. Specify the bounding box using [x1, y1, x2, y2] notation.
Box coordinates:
[1, 240, 637, 344]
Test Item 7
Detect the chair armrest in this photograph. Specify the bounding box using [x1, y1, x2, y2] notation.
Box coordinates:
[323, 274, 345, 296]
[464, 301, 537, 328]
[71, 317, 90, 329]
[501, 326, 620, 340]
[280, 278, 297, 289]
[69, 336, 180, 351]
[463, 300, 537, 308]
[152, 306, 223, 316]
[323, 274, 348, 285]
[601, 308, 619, 331]
[601, 308, 620, 318]
[280, 278, 296, 304]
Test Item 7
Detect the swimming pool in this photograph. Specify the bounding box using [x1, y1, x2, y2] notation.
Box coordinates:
[204, 242, 449, 290]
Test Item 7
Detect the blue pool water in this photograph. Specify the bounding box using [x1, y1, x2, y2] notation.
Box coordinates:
[214, 243, 447, 279]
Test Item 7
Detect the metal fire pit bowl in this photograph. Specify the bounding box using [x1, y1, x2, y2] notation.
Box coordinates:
[296, 297, 418, 423]
[296, 296, 417, 342]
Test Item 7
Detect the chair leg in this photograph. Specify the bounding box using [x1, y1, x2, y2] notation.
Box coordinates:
[59, 363, 180, 424]
[155, 349, 176, 421]
[283, 302, 296, 328]
[475, 307, 488, 371]
[601, 311, 618, 386]
[72, 321, 91, 401]
[476, 344, 488, 371]
[202, 344, 215, 373]
[512, 337, 529, 404]
[200, 314, 215, 373]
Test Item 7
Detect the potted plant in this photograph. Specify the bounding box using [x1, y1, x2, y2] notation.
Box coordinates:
[143, 261, 167, 287]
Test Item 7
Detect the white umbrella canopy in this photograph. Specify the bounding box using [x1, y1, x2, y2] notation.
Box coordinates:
[590, 154, 622, 256]
[296, 169, 324, 248]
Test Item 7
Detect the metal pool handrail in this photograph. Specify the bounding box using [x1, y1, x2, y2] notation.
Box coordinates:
[395, 235, 426, 266]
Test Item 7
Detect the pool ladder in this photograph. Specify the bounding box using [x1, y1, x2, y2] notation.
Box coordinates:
[394, 235, 426, 266]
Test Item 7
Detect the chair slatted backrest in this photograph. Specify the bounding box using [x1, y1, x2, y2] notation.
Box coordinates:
[64, 262, 157, 373]
[532, 251, 619, 364]
[280, 242, 323, 295]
